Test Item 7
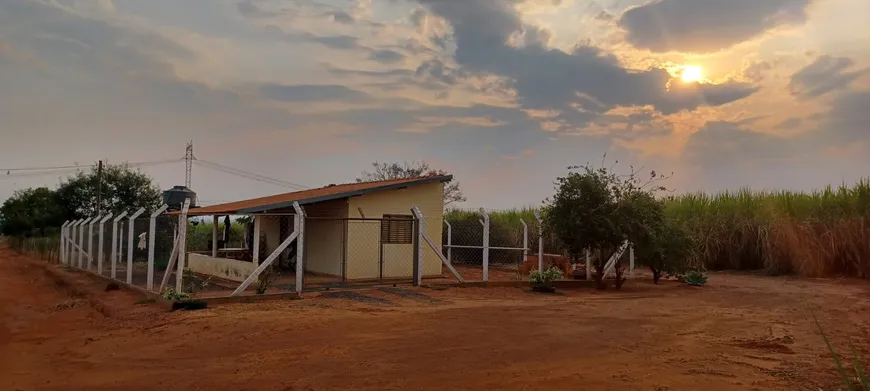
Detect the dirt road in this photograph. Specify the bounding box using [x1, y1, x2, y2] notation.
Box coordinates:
[1, 245, 868, 391]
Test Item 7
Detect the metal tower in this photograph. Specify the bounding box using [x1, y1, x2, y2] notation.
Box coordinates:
[184, 141, 194, 188]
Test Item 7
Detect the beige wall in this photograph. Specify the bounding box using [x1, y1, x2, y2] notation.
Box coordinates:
[187, 253, 256, 282]
[345, 181, 444, 280]
[304, 200, 347, 276]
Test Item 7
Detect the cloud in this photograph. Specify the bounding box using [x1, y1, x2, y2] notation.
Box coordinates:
[368, 49, 404, 64]
[788, 55, 867, 99]
[412, 0, 758, 131]
[326, 10, 355, 24]
[814, 90, 870, 145]
[619, 0, 813, 53]
[259, 84, 370, 102]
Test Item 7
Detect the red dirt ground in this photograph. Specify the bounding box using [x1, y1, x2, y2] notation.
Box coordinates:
[2, 244, 870, 391]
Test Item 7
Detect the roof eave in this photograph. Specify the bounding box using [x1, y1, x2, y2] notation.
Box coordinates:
[236, 175, 453, 214]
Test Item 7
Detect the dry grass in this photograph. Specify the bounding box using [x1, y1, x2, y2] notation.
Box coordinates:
[51, 298, 83, 312]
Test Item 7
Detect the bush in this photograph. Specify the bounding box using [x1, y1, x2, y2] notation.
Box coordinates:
[543, 162, 681, 289]
[529, 267, 562, 288]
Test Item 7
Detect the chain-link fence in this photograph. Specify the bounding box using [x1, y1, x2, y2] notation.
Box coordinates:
[7, 236, 61, 263]
[440, 215, 531, 281]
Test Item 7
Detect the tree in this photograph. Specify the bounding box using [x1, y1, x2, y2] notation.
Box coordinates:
[55, 163, 162, 218]
[357, 161, 466, 207]
[543, 161, 681, 288]
[0, 187, 66, 236]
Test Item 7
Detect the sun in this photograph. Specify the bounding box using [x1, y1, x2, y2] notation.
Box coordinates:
[680, 65, 704, 83]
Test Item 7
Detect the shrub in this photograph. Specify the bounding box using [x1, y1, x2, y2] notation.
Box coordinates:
[682, 270, 708, 286]
[543, 161, 676, 289]
[529, 267, 562, 288]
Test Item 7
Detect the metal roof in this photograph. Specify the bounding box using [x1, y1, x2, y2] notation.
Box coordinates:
[179, 175, 452, 216]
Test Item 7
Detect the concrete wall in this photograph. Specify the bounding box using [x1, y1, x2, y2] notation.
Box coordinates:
[345, 181, 445, 280]
[187, 253, 256, 282]
[304, 200, 347, 276]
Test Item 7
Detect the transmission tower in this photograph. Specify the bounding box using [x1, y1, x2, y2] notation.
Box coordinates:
[184, 141, 194, 188]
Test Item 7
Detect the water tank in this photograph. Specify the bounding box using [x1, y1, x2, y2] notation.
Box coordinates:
[162, 186, 198, 211]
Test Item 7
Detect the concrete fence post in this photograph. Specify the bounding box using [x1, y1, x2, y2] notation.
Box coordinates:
[111, 211, 128, 279]
[87, 217, 98, 270]
[629, 243, 635, 279]
[60, 221, 70, 265]
[127, 208, 146, 284]
[585, 248, 592, 281]
[480, 208, 490, 282]
[444, 221, 452, 265]
[533, 210, 543, 273]
[521, 219, 529, 262]
[78, 217, 92, 268]
[147, 205, 169, 291]
[175, 199, 191, 293]
[293, 202, 306, 293]
[97, 213, 113, 274]
[69, 219, 80, 265]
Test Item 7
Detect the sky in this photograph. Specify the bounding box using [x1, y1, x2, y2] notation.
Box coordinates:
[1, 0, 869, 210]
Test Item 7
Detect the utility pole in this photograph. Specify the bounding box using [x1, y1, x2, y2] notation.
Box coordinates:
[95, 160, 104, 216]
[184, 141, 194, 188]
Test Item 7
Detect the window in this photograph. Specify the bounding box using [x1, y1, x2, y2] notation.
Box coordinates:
[381, 214, 414, 244]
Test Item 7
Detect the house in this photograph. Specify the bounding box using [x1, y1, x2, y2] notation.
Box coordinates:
[181, 175, 450, 284]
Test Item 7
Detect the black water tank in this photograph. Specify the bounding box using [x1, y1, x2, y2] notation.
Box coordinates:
[162, 186, 198, 211]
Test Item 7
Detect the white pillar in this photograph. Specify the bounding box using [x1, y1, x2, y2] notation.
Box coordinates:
[444, 221, 452, 265]
[292, 202, 306, 293]
[87, 216, 98, 269]
[629, 243, 635, 278]
[127, 208, 146, 284]
[111, 212, 128, 279]
[60, 221, 70, 264]
[175, 199, 191, 293]
[212, 215, 219, 257]
[416, 210, 426, 286]
[585, 248, 592, 280]
[69, 220, 80, 265]
[252, 216, 261, 268]
[521, 219, 528, 261]
[97, 213, 113, 274]
[78, 217, 90, 268]
[480, 208, 489, 281]
[147, 205, 169, 291]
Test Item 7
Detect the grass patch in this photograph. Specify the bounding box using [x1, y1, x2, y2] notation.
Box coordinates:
[52, 298, 83, 312]
[813, 311, 869, 390]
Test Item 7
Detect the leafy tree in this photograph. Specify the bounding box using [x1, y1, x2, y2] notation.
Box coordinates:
[357, 161, 466, 207]
[0, 187, 66, 236]
[543, 161, 682, 288]
[55, 162, 162, 218]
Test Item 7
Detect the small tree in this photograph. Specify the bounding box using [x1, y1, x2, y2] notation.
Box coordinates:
[543, 160, 678, 289]
[55, 162, 162, 218]
[0, 187, 66, 236]
[357, 161, 466, 207]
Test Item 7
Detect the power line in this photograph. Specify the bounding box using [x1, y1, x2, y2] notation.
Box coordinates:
[193, 160, 308, 190]
[0, 159, 183, 179]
